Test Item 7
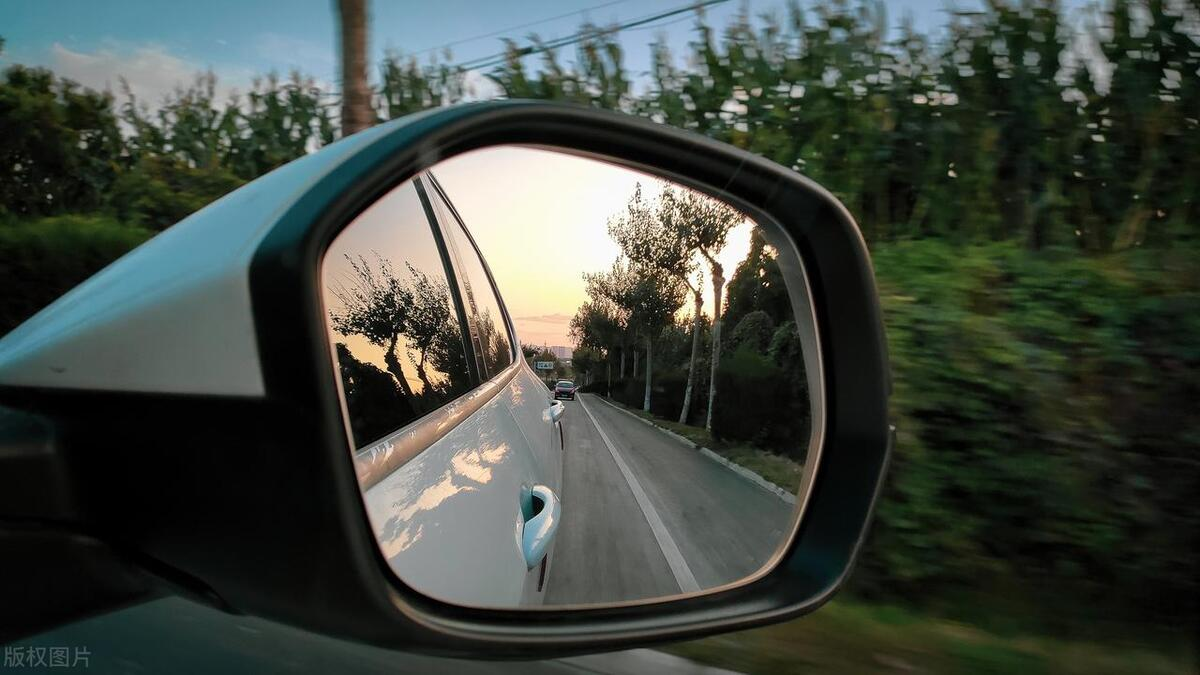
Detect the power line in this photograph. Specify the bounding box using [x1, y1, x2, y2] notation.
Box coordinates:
[319, 0, 634, 87]
[407, 0, 632, 58]
[624, 12, 694, 34]
[455, 0, 726, 71]
[452, 0, 730, 72]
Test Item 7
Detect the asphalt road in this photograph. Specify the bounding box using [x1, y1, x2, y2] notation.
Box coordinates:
[545, 394, 796, 606]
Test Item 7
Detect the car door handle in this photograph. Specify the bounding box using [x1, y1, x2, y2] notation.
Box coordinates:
[521, 485, 561, 569]
[547, 400, 565, 423]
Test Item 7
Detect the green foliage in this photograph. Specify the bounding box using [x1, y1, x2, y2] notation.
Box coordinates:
[488, 27, 629, 109]
[110, 157, 244, 230]
[519, 342, 540, 360]
[575, 380, 610, 395]
[0, 63, 331, 229]
[569, 346, 603, 384]
[667, 596, 1196, 675]
[856, 240, 1200, 632]
[638, 370, 710, 425]
[598, 377, 642, 409]
[119, 70, 334, 181]
[709, 347, 809, 458]
[0, 66, 124, 218]
[724, 230, 789, 330]
[767, 320, 803, 366]
[486, 0, 1198, 252]
[379, 52, 463, 119]
[0, 215, 153, 332]
[725, 310, 776, 354]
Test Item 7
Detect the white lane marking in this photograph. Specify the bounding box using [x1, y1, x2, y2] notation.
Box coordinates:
[577, 394, 701, 594]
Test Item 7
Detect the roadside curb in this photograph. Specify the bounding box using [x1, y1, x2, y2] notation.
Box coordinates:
[587, 394, 797, 506]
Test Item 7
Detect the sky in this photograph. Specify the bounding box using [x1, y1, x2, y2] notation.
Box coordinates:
[433, 146, 753, 348]
[0, 0, 967, 108]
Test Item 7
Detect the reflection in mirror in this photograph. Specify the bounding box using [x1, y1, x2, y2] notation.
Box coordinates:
[321, 146, 819, 609]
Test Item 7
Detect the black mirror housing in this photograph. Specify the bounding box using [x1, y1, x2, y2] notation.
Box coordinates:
[0, 101, 891, 657]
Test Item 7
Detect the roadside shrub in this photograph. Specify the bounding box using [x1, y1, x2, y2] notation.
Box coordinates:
[111, 157, 244, 231]
[710, 348, 809, 459]
[575, 380, 608, 395]
[612, 377, 642, 409]
[767, 321, 803, 366]
[578, 370, 709, 424]
[0, 215, 153, 333]
[725, 310, 775, 355]
[854, 240, 1200, 633]
[646, 370, 708, 424]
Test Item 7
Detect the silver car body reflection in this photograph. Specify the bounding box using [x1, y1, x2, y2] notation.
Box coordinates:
[358, 359, 562, 607]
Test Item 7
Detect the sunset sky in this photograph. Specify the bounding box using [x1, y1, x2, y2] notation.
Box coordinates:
[432, 146, 754, 348]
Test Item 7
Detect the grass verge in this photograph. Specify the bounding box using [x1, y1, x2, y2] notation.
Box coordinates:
[663, 597, 1197, 674]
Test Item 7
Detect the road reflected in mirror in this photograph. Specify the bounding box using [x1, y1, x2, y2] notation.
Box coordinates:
[321, 146, 819, 608]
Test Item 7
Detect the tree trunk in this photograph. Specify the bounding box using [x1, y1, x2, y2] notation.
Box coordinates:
[704, 265, 725, 432]
[414, 350, 432, 393]
[607, 356, 612, 397]
[337, 0, 372, 136]
[633, 349, 639, 378]
[619, 347, 626, 379]
[643, 335, 653, 412]
[679, 290, 703, 425]
[383, 334, 416, 401]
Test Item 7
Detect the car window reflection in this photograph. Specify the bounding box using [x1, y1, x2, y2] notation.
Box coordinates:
[428, 183, 514, 380]
[323, 180, 472, 449]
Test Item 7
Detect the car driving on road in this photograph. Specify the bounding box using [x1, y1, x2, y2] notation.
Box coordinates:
[554, 380, 576, 401]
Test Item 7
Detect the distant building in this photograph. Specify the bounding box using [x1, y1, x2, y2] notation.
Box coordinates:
[548, 345, 572, 360]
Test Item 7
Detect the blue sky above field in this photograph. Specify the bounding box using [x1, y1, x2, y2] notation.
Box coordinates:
[1, 0, 979, 104]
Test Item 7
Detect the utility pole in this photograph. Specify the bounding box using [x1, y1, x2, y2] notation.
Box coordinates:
[337, 0, 373, 135]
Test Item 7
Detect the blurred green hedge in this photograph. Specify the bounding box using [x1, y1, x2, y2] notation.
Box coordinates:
[583, 240, 1199, 636]
[3, 218, 1196, 638]
[856, 240, 1200, 634]
[710, 347, 811, 462]
[0, 215, 152, 332]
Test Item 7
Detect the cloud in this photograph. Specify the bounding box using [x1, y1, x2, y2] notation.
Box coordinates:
[49, 42, 252, 109]
[461, 69, 505, 101]
[254, 32, 335, 75]
[513, 314, 574, 348]
[514, 313, 573, 325]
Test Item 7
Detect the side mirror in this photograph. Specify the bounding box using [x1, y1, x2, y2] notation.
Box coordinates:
[0, 101, 890, 656]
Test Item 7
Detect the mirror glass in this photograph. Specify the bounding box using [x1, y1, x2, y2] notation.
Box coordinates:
[320, 146, 819, 609]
